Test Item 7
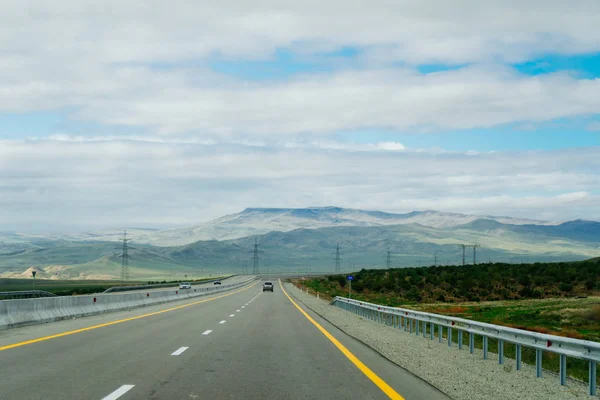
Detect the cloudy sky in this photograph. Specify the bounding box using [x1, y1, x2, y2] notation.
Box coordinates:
[1, 0, 599, 233]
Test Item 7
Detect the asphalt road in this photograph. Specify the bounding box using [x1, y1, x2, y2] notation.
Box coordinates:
[122, 275, 250, 293]
[0, 279, 449, 400]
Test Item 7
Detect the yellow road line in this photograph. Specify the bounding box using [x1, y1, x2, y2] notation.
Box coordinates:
[279, 279, 405, 400]
[0, 281, 259, 352]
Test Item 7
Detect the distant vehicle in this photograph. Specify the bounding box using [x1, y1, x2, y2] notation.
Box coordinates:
[179, 282, 192, 289]
[214, 280, 221, 285]
[263, 281, 274, 292]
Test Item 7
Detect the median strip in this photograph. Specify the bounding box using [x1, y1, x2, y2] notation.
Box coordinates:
[279, 279, 405, 400]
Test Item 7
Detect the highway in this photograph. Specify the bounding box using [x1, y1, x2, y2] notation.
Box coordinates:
[111, 275, 250, 294]
[0, 279, 449, 400]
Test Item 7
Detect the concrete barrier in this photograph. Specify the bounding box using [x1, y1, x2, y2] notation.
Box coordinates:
[0, 278, 256, 330]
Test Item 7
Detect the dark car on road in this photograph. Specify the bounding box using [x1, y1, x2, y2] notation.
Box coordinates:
[263, 281, 274, 292]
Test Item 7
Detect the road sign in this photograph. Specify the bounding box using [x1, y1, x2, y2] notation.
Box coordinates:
[347, 275, 353, 281]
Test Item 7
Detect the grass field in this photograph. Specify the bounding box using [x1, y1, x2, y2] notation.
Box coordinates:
[407, 297, 600, 342]
[0, 276, 227, 296]
[406, 297, 600, 383]
[0, 278, 125, 296]
[295, 277, 600, 383]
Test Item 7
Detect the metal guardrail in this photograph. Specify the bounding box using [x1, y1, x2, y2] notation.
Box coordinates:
[0, 290, 58, 300]
[331, 296, 600, 396]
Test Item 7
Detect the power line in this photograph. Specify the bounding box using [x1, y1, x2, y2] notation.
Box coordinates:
[119, 230, 131, 285]
[252, 237, 260, 274]
[334, 243, 341, 273]
[459, 244, 481, 265]
[459, 244, 467, 266]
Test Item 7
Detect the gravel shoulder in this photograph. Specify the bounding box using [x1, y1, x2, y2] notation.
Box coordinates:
[284, 282, 597, 400]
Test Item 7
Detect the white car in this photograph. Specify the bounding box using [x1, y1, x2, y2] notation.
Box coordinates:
[179, 282, 192, 289]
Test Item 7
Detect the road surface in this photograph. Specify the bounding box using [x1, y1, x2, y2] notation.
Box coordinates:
[113, 275, 250, 294]
[0, 279, 449, 399]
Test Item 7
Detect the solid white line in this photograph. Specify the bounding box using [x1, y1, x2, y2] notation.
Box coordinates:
[229, 314, 235, 317]
[102, 385, 135, 400]
[171, 347, 189, 356]
[219, 320, 226, 324]
[202, 330, 212, 335]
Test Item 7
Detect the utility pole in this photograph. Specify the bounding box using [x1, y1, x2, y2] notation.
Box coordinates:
[459, 244, 467, 266]
[252, 238, 260, 275]
[32, 270, 36, 291]
[472, 244, 481, 265]
[334, 243, 341, 273]
[120, 230, 131, 285]
[386, 250, 392, 269]
[434, 250, 437, 266]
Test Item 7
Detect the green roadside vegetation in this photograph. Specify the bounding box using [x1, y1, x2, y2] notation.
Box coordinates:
[299, 259, 600, 382]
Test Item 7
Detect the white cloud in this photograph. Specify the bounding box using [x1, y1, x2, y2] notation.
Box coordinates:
[0, 1, 599, 138]
[2, 65, 600, 137]
[2, 1, 600, 65]
[0, 139, 598, 232]
[283, 140, 405, 151]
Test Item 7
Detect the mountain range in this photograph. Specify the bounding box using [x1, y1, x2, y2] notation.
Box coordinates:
[6, 207, 557, 247]
[0, 207, 597, 280]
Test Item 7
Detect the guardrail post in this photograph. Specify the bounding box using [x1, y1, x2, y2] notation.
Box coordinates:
[423, 322, 427, 338]
[590, 361, 597, 396]
[416, 320, 420, 335]
[536, 349, 543, 378]
[498, 340, 504, 364]
[483, 336, 488, 360]
[409, 318, 413, 333]
[438, 325, 442, 343]
[448, 327, 452, 347]
[430, 323, 434, 340]
[559, 354, 566, 386]
[516, 344, 522, 371]
[458, 330, 463, 350]
[469, 332, 474, 354]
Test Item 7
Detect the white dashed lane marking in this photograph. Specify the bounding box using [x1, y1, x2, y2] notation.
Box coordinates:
[102, 385, 135, 400]
[202, 330, 212, 335]
[219, 320, 226, 324]
[171, 347, 189, 356]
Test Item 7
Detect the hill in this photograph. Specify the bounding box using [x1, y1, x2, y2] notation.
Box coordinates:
[1, 218, 597, 280]
[32, 207, 558, 246]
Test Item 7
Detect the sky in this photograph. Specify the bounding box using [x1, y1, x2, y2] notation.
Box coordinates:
[1, 0, 600, 233]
